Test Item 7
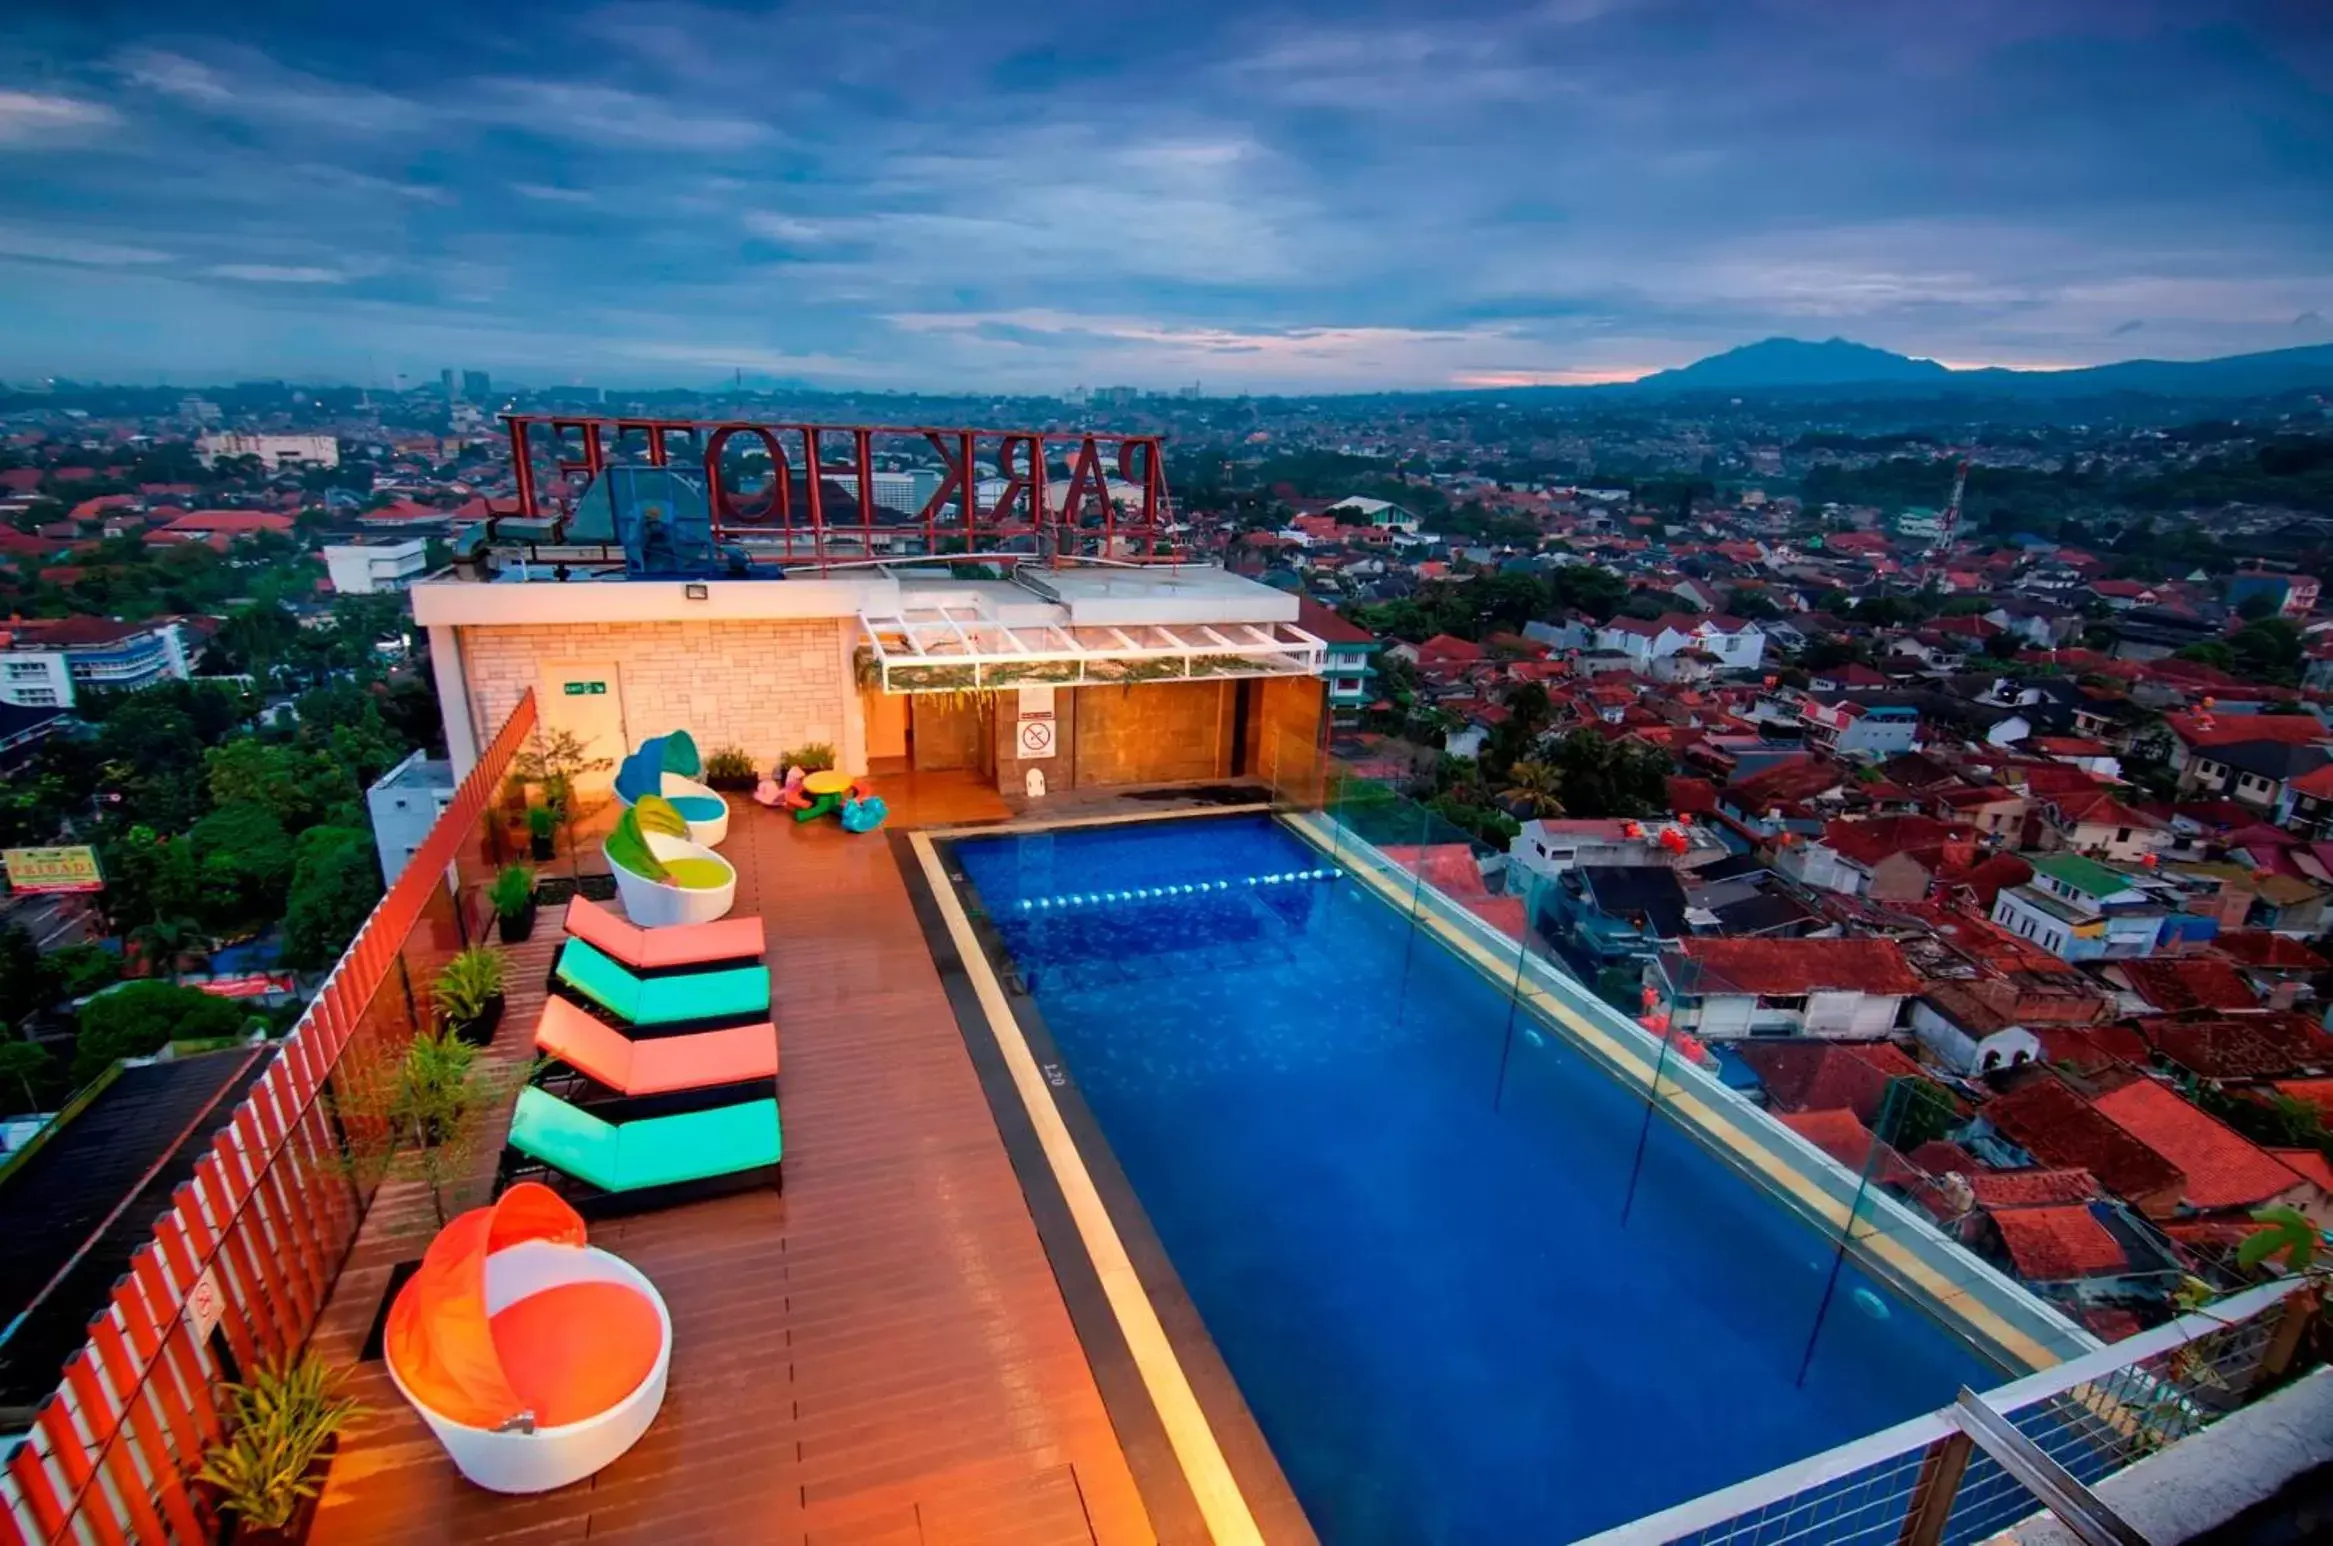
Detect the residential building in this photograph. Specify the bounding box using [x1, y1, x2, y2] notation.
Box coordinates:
[1650, 936, 1921, 1039]
[323, 535, 432, 595]
[1798, 698, 1920, 759]
[0, 616, 200, 708]
[1990, 853, 2174, 962]
[2036, 788, 2169, 863]
[193, 431, 339, 470]
[1778, 815, 1972, 901]
[1591, 613, 1766, 674]
[1540, 864, 1692, 972]
[365, 751, 456, 885]
[2187, 739, 2333, 812]
[1295, 597, 1379, 725]
[1508, 817, 1726, 884]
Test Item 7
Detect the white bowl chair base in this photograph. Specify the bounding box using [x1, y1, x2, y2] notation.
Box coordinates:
[608, 831, 737, 926]
[387, 1240, 671, 1495]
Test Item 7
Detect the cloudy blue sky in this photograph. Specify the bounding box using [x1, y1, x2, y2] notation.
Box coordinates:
[1, 0, 2329, 391]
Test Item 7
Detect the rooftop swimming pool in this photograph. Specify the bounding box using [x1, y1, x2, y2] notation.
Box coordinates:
[954, 814, 1999, 1545]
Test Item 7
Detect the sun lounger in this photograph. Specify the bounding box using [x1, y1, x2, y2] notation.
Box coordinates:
[551, 937, 769, 1028]
[501, 1085, 782, 1214]
[563, 894, 764, 973]
[534, 995, 777, 1101]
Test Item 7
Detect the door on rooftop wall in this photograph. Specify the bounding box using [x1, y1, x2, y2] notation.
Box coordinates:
[535, 660, 628, 796]
[910, 692, 993, 775]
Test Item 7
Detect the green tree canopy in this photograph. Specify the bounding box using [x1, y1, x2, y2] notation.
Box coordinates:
[281, 826, 384, 970]
[74, 981, 249, 1084]
[186, 801, 297, 933]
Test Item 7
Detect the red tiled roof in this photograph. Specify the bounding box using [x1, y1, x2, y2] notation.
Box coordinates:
[1664, 775, 1719, 815]
[1821, 815, 1964, 869]
[2115, 958, 2260, 1013]
[2167, 712, 2330, 750]
[2271, 1149, 2333, 1193]
[1968, 1167, 2099, 1207]
[1733, 1041, 1929, 1123]
[1992, 1204, 2126, 1280]
[2273, 1079, 2333, 1121]
[2212, 932, 2332, 972]
[1776, 1109, 1917, 1182]
[3, 616, 153, 648]
[2030, 1023, 2151, 1072]
[1672, 937, 1920, 997]
[1294, 596, 1376, 646]
[1728, 754, 1844, 811]
[2091, 1077, 2303, 1212]
[1416, 633, 1485, 665]
[2136, 1013, 2333, 1081]
[1985, 1078, 2187, 1206]
[2051, 790, 2163, 831]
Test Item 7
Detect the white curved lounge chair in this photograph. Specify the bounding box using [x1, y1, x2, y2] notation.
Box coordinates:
[613, 734, 729, 845]
[604, 798, 737, 926]
[385, 1185, 672, 1494]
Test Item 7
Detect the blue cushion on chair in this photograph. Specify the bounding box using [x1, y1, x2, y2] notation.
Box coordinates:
[669, 794, 726, 823]
[614, 740, 664, 804]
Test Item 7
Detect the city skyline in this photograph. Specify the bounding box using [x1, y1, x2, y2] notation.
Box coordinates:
[1, 0, 2329, 390]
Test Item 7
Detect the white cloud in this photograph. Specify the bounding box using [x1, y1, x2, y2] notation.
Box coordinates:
[0, 91, 117, 145]
[117, 46, 429, 135]
[472, 80, 771, 151]
[0, 228, 172, 265]
[207, 264, 348, 284]
[513, 183, 596, 204]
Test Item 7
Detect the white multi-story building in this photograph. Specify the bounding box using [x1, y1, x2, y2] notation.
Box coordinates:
[323, 536, 431, 595]
[195, 432, 340, 470]
[366, 751, 456, 884]
[0, 618, 199, 708]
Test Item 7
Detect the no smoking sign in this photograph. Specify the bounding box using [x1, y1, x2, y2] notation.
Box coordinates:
[1018, 716, 1057, 758]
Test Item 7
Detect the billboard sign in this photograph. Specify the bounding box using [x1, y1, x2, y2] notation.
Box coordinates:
[2, 845, 104, 895]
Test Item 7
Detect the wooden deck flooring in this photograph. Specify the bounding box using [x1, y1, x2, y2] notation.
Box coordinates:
[307, 772, 1157, 1546]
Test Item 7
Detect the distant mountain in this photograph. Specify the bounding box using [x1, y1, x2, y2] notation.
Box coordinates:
[1631, 337, 1952, 391]
[1617, 337, 2333, 400]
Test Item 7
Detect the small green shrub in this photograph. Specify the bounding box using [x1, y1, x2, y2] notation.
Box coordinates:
[431, 946, 505, 1032]
[784, 741, 837, 773]
[704, 745, 757, 781]
[488, 865, 535, 919]
[525, 804, 557, 840]
[195, 1352, 362, 1531]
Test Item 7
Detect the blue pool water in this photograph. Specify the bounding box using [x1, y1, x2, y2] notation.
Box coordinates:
[956, 816, 1999, 1545]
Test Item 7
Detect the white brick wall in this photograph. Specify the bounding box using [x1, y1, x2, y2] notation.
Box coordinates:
[460, 619, 861, 771]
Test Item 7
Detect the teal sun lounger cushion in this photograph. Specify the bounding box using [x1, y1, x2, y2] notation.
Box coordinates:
[510, 1086, 782, 1192]
[554, 937, 770, 1025]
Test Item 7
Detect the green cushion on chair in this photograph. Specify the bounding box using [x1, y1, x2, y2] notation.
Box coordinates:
[510, 1086, 783, 1194]
[634, 793, 691, 839]
[555, 938, 770, 1025]
[661, 857, 730, 890]
[662, 731, 702, 778]
[604, 810, 668, 883]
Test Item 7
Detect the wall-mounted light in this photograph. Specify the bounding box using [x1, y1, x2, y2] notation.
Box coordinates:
[684, 583, 710, 600]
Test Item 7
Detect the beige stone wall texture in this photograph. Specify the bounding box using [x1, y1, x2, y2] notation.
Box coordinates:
[461, 618, 856, 771]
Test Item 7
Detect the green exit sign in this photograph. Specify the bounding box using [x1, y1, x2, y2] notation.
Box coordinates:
[564, 681, 607, 696]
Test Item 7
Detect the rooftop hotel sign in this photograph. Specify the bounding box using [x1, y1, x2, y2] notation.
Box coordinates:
[502, 415, 1173, 569]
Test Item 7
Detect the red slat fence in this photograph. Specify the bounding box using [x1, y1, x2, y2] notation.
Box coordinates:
[1, 691, 539, 1545]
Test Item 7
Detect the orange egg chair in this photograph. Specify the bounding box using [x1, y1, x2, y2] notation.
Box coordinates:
[384, 1183, 670, 1493]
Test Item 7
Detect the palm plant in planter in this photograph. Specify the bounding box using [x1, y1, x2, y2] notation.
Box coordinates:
[196, 1351, 362, 1545]
[489, 865, 537, 943]
[525, 804, 557, 861]
[431, 945, 506, 1046]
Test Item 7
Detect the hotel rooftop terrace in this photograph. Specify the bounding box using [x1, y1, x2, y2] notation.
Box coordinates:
[2, 424, 2326, 1545]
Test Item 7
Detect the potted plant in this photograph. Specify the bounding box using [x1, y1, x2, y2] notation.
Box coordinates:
[196, 1351, 362, 1545]
[431, 945, 506, 1047]
[703, 745, 758, 791]
[489, 865, 537, 944]
[781, 741, 837, 775]
[525, 804, 557, 861]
